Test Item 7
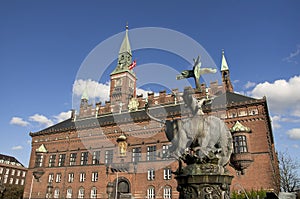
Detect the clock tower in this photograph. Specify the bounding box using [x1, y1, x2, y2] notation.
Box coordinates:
[110, 25, 136, 112]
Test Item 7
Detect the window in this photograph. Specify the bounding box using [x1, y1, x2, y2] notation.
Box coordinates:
[56, 173, 62, 183]
[11, 169, 15, 175]
[78, 187, 85, 198]
[132, 147, 141, 163]
[92, 172, 98, 182]
[233, 135, 248, 153]
[239, 110, 247, 117]
[35, 153, 44, 167]
[163, 168, 172, 180]
[66, 188, 72, 199]
[118, 181, 130, 193]
[147, 186, 155, 199]
[249, 108, 258, 115]
[147, 145, 156, 161]
[21, 179, 24, 185]
[162, 145, 171, 160]
[163, 186, 172, 199]
[58, 154, 66, 167]
[15, 178, 19, 185]
[9, 178, 13, 184]
[81, 152, 89, 165]
[147, 169, 155, 181]
[79, 172, 86, 182]
[105, 150, 113, 164]
[17, 170, 21, 176]
[69, 153, 77, 166]
[49, 155, 56, 167]
[68, 173, 74, 183]
[5, 169, 9, 175]
[48, 173, 54, 183]
[54, 188, 60, 198]
[90, 187, 97, 199]
[22, 171, 26, 177]
[0, 168, 3, 174]
[92, 151, 100, 165]
[3, 175, 8, 183]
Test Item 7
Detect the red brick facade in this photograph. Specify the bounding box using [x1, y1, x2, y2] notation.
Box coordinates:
[23, 29, 280, 199]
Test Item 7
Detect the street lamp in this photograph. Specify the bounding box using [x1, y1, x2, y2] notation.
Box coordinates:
[46, 182, 53, 199]
[106, 182, 114, 199]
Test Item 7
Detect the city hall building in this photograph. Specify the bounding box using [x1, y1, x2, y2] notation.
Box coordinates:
[23, 27, 280, 199]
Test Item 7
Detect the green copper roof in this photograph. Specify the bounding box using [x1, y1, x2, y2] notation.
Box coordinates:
[111, 25, 135, 76]
[119, 25, 132, 55]
[221, 49, 229, 71]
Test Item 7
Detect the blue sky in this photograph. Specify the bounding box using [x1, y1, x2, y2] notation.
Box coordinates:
[1, 1, 300, 168]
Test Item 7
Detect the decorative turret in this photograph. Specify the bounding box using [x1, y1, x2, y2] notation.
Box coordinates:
[110, 25, 137, 112]
[221, 50, 233, 92]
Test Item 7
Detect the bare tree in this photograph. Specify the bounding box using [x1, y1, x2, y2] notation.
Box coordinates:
[279, 151, 300, 192]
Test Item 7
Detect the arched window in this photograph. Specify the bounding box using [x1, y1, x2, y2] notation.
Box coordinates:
[90, 186, 97, 199]
[78, 187, 85, 198]
[118, 180, 129, 193]
[53, 188, 60, 198]
[147, 186, 155, 199]
[66, 187, 72, 199]
[163, 186, 172, 199]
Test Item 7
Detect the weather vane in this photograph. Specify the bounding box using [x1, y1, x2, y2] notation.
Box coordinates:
[176, 55, 217, 90]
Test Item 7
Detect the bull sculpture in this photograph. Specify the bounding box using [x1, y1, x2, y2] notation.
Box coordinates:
[145, 88, 233, 168]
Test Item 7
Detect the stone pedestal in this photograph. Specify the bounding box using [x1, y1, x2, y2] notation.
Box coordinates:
[175, 163, 233, 199]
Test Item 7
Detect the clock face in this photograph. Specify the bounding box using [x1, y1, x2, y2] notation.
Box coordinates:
[116, 78, 122, 86]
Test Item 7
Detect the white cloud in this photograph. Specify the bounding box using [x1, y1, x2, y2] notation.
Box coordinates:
[10, 117, 30, 127]
[244, 81, 256, 89]
[286, 128, 300, 140]
[53, 111, 72, 123]
[136, 87, 153, 97]
[292, 144, 299, 149]
[271, 115, 282, 129]
[29, 114, 54, 127]
[250, 76, 300, 114]
[12, 145, 23, 150]
[73, 79, 154, 104]
[73, 79, 110, 103]
[282, 44, 300, 64]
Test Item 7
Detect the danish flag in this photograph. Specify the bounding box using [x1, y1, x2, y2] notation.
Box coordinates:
[128, 60, 136, 70]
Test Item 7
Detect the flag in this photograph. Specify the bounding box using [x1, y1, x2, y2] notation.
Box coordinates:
[128, 60, 136, 70]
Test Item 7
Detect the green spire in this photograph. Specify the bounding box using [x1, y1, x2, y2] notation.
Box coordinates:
[221, 49, 229, 71]
[119, 24, 132, 56]
[111, 24, 134, 76]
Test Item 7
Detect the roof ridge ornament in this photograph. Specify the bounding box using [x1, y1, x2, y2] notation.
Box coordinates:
[230, 121, 251, 133]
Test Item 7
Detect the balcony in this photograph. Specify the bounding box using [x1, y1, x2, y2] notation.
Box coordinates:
[230, 152, 253, 174]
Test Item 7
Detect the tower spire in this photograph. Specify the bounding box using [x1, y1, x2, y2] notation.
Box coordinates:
[119, 23, 132, 56]
[221, 49, 229, 71]
[111, 24, 133, 75]
[220, 49, 233, 92]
